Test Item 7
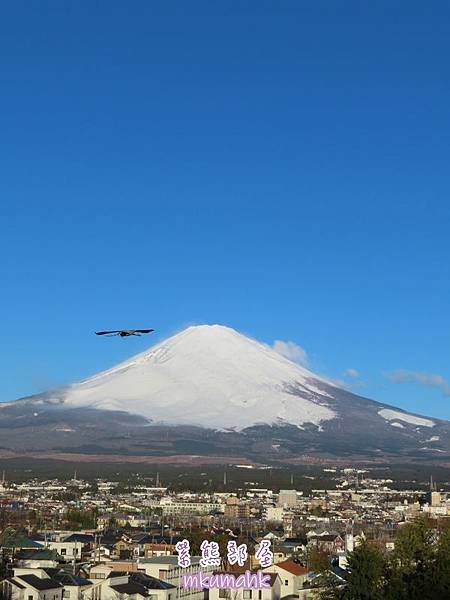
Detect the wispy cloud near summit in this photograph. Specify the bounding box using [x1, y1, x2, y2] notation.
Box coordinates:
[345, 368, 359, 378]
[272, 340, 308, 366]
[387, 369, 450, 397]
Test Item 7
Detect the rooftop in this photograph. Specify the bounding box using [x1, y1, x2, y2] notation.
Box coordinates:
[15, 575, 62, 591]
[268, 560, 309, 576]
[53, 572, 92, 587]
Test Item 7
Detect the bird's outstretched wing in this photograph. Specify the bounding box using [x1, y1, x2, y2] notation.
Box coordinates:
[135, 329, 155, 334]
[95, 331, 120, 335]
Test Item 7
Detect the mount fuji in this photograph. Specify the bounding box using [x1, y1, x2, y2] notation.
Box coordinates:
[58, 324, 337, 430]
[1, 324, 450, 464]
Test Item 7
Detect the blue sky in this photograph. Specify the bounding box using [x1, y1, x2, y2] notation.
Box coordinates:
[1, 2, 450, 418]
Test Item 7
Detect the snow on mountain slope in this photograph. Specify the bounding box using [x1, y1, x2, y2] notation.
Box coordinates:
[62, 324, 337, 430]
[378, 408, 435, 428]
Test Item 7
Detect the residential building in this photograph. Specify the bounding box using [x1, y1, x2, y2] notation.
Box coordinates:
[208, 573, 281, 600]
[14, 550, 59, 570]
[138, 556, 214, 600]
[98, 572, 176, 600]
[224, 498, 250, 520]
[1, 573, 63, 600]
[277, 491, 298, 509]
[263, 560, 309, 596]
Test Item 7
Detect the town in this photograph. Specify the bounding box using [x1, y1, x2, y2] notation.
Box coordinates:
[0, 465, 449, 599]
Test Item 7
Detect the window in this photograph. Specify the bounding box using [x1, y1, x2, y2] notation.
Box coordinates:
[63, 592, 70, 599]
[219, 591, 229, 599]
[28, 596, 33, 600]
[258, 592, 262, 600]
[61, 549, 66, 555]
[284, 580, 289, 586]
[159, 570, 168, 579]
[243, 591, 252, 599]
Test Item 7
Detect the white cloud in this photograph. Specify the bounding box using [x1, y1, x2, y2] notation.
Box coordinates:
[272, 340, 308, 366]
[387, 369, 450, 396]
[345, 368, 359, 378]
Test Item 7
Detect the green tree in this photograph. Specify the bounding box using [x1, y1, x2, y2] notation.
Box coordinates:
[66, 508, 98, 530]
[344, 540, 385, 600]
[317, 571, 345, 600]
[385, 518, 435, 600]
[318, 519, 450, 600]
[427, 527, 450, 599]
[306, 546, 330, 573]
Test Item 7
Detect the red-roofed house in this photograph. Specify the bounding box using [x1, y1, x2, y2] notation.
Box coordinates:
[262, 560, 309, 595]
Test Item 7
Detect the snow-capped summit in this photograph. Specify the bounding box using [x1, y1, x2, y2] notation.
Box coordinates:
[62, 324, 337, 430]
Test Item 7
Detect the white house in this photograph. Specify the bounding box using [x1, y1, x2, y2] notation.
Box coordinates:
[262, 560, 309, 596]
[1, 573, 63, 600]
[137, 556, 214, 600]
[208, 572, 281, 600]
[5, 569, 94, 600]
[91, 572, 175, 600]
[47, 543, 81, 563]
[13, 551, 60, 570]
[52, 572, 94, 600]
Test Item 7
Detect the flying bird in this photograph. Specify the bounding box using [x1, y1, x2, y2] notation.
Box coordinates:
[95, 329, 155, 337]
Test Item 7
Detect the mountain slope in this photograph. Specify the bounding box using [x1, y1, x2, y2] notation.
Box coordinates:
[1, 324, 449, 463]
[61, 324, 337, 430]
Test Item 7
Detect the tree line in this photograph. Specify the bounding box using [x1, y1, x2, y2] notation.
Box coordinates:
[320, 518, 450, 599]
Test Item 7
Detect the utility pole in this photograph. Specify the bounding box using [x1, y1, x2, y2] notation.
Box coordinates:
[94, 533, 100, 564]
[73, 540, 77, 575]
